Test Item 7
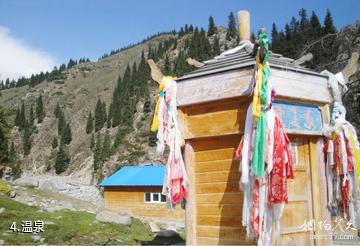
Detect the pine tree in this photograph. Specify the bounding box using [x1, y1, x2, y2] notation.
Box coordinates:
[8, 142, 16, 163]
[29, 105, 34, 126]
[58, 111, 65, 135]
[226, 12, 237, 40]
[323, 9, 336, 34]
[208, 16, 217, 36]
[93, 132, 102, 171]
[22, 124, 31, 155]
[101, 130, 111, 161]
[106, 103, 113, 128]
[0, 102, 9, 163]
[164, 54, 171, 74]
[271, 23, 279, 51]
[309, 10, 322, 39]
[52, 137, 58, 149]
[212, 36, 221, 56]
[298, 8, 309, 31]
[36, 94, 45, 123]
[55, 144, 69, 174]
[19, 102, 26, 129]
[94, 99, 105, 132]
[60, 123, 72, 145]
[14, 107, 21, 127]
[86, 111, 94, 134]
[54, 102, 61, 118]
[90, 133, 95, 149]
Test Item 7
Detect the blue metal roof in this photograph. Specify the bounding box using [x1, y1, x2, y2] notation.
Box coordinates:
[98, 165, 165, 187]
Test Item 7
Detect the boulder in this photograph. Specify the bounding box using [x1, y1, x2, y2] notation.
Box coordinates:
[156, 230, 179, 238]
[9, 191, 16, 198]
[0, 207, 5, 214]
[15, 177, 39, 188]
[149, 221, 161, 233]
[95, 210, 131, 225]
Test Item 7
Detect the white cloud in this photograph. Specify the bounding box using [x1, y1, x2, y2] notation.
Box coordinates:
[0, 26, 57, 81]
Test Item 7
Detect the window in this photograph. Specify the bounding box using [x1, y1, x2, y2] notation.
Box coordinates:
[152, 193, 159, 202]
[161, 194, 166, 202]
[145, 192, 151, 202]
[144, 192, 166, 203]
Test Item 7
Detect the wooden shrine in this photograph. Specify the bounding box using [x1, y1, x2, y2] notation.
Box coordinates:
[176, 10, 335, 246]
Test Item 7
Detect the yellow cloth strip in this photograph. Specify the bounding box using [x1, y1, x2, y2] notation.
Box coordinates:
[150, 76, 177, 132]
[348, 131, 360, 189]
[252, 56, 268, 121]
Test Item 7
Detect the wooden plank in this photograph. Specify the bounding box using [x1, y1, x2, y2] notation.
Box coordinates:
[197, 215, 242, 227]
[195, 170, 240, 183]
[177, 67, 331, 107]
[195, 148, 236, 162]
[195, 159, 239, 173]
[196, 225, 246, 239]
[196, 204, 242, 216]
[197, 236, 255, 245]
[196, 181, 239, 194]
[196, 192, 243, 205]
[193, 134, 241, 152]
[187, 108, 245, 138]
[184, 141, 197, 245]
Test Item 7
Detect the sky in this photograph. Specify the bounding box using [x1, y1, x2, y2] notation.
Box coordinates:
[0, 0, 359, 80]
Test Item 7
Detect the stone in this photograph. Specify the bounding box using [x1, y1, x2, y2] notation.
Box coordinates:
[44, 221, 55, 225]
[9, 191, 16, 198]
[15, 177, 39, 188]
[149, 221, 161, 233]
[0, 208, 5, 214]
[156, 230, 179, 238]
[31, 235, 41, 242]
[95, 210, 131, 225]
[0, 239, 4, 245]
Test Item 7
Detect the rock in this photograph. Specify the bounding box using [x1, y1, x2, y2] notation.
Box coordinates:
[0, 239, 4, 245]
[95, 210, 131, 225]
[44, 221, 55, 225]
[156, 230, 179, 238]
[55, 216, 62, 220]
[0, 208, 5, 214]
[149, 221, 161, 233]
[31, 235, 41, 242]
[40, 238, 45, 243]
[165, 225, 178, 232]
[9, 191, 16, 198]
[60, 201, 73, 210]
[15, 177, 39, 188]
[2, 232, 9, 236]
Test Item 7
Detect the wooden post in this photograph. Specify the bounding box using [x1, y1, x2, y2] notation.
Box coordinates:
[237, 10, 250, 41]
[184, 141, 196, 245]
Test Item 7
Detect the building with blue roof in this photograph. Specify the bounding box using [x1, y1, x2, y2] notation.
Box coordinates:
[98, 165, 184, 222]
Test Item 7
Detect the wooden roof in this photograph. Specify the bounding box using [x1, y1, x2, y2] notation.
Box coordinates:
[178, 48, 326, 82]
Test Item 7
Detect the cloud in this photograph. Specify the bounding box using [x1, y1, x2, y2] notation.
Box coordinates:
[0, 26, 57, 81]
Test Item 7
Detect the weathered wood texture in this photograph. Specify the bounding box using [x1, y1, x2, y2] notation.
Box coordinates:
[177, 67, 331, 106]
[185, 134, 319, 245]
[103, 186, 184, 221]
[179, 98, 327, 140]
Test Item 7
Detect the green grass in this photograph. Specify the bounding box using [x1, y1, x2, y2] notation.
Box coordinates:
[0, 194, 185, 245]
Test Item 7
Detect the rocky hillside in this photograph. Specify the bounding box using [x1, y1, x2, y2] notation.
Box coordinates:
[0, 27, 236, 184]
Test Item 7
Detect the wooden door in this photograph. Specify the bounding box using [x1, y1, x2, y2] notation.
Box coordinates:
[278, 137, 315, 245]
[190, 135, 316, 245]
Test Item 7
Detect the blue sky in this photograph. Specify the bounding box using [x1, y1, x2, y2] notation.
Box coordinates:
[0, 0, 359, 79]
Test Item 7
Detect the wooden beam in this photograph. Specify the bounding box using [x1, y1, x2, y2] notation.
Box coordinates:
[184, 141, 197, 245]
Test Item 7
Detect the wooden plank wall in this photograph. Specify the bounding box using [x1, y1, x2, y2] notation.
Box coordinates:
[104, 186, 184, 222]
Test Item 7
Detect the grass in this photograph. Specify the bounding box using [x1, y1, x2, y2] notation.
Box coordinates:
[0, 193, 185, 245]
